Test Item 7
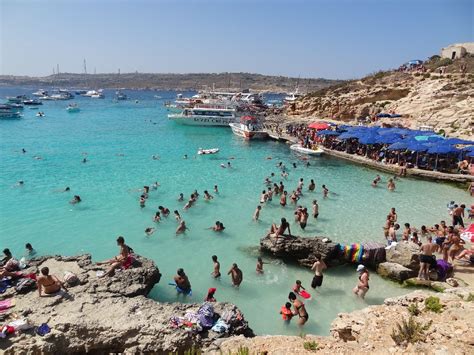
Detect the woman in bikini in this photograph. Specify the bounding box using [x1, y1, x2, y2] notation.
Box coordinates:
[288, 292, 308, 325]
[353, 265, 370, 299]
[37, 267, 68, 297]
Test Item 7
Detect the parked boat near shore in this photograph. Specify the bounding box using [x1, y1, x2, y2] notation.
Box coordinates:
[168, 104, 239, 126]
[229, 116, 268, 140]
[290, 143, 324, 155]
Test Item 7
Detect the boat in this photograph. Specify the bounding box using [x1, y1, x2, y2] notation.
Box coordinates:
[0, 104, 22, 119]
[115, 91, 127, 100]
[83, 89, 104, 98]
[168, 104, 239, 126]
[7, 103, 24, 110]
[66, 103, 80, 112]
[75, 90, 88, 95]
[284, 89, 303, 104]
[32, 89, 48, 97]
[197, 148, 219, 155]
[6, 95, 27, 104]
[49, 90, 74, 100]
[36, 112, 45, 117]
[290, 144, 324, 156]
[229, 116, 268, 140]
[23, 99, 43, 106]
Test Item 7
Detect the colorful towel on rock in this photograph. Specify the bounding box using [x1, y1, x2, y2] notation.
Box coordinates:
[339, 243, 364, 263]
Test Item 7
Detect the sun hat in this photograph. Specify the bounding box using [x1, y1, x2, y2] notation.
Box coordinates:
[356, 264, 365, 272]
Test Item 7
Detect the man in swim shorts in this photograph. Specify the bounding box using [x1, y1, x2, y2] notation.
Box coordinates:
[174, 268, 191, 294]
[418, 237, 436, 280]
[228, 263, 243, 287]
[211, 255, 221, 278]
[311, 253, 327, 288]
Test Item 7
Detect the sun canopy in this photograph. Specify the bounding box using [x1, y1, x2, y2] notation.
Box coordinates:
[308, 122, 330, 130]
[414, 135, 444, 142]
[375, 134, 402, 144]
[317, 130, 340, 136]
[440, 138, 474, 146]
[241, 115, 255, 121]
[427, 145, 460, 154]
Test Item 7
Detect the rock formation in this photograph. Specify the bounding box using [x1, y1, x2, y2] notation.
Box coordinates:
[217, 287, 474, 354]
[0, 255, 253, 354]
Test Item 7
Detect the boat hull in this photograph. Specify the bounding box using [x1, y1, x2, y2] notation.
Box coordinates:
[168, 115, 237, 127]
[290, 144, 324, 156]
[229, 123, 268, 139]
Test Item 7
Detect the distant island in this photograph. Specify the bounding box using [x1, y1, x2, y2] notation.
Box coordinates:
[0, 72, 342, 93]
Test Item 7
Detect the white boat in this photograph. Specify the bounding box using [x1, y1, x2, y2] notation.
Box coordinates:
[32, 89, 48, 97]
[284, 90, 303, 104]
[168, 104, 239, 126]
[0, 104, 22, 119]
[66, 103, 80, 112]
[84, 89, 104, 98]
[23, 99, 42, 106]
[6, 95, 27, 104]
[229, 116, 268, 140]
[198, 148, 219, 155]
[290, 144, 324, 156]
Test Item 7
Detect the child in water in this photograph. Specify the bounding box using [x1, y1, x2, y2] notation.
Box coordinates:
[256, 257, 264, 274]
[280, 302, 293, 322]
[292, 280, 306, 295]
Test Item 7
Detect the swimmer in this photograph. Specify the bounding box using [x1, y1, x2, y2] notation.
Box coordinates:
[279, 182, 284, 194]
[174, 210, 181, 221]
[193, 190, 200, 199]
[280, 302, 293, 322]
[70, 195, 82, 204]
[82, 158, 87, 163]
[387, 178, 395, 191]
[292, 280, 306, 294]
[214, 185, 219, 194]
[260, 190, 268, 204]
[204, 190, 214, 200]
[227, 162, 232, 168]
[322, 185, 329, 198]
[152, 155, 160, 160]
[253, 205, 262, 221]
[209, 221, 225, 232]
[280, 191, 287, 207]
[372, 175, 381, 187]
[228, 263, 243, 287]
[22, 148, 26, 153]
[176, 220, 188, 234]
[153, 212, 161, 222]
[311, 253, 327, 288]
[151, 182, 159, 190]
[292, 162, 297, 169]
[64, 187, 70, 192]
[183, 154, 188, 159]
[139, 195, 146, 208]
[297, 178, 304, 189]
[143, 186, 150, 195]
[312, 200, 319, 219]
[281, 171, 289, 179]
[158, 206, 170, 216]
[178, 193, 184, 201]
[211, 255, 221, 278]
[220, 163, 226, 169]
[308, 179, 315, 191]
[17, 180, 24, 186]
[145, 227, 155, 236]
[256, 257, 265, 274]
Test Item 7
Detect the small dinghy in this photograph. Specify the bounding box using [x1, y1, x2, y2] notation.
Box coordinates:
[198, 148, 219, 155]
[290, 144, 324, 156]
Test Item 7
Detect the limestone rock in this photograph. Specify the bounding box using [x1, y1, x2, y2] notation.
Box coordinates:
[385, 242, 421, 271]
[377, 262, 417, 281]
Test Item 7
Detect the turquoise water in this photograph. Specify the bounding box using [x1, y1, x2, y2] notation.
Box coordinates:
[0, 88, 470, 336]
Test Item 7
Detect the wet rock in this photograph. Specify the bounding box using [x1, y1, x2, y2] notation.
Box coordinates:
[385, 242, 421, 271]
[377, 262, 417, 281]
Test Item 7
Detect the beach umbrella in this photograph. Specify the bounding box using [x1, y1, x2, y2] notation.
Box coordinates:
[338, 131, 364, 140]
[387, 141, 409, 151]
[317, 130, 340, 136]
[427, 145, 460, 155]
[308, 122, 330, 130]
[358, 133, 379, 145]
[375, 134, 402, 144]
[440, 138, 474, 146]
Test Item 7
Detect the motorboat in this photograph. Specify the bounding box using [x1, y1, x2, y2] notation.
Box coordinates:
[197, 148, 219, 155]
[49, 90, 74, 100]
[0, 104, 22, 119]
[66, 103, 80, 112]
[23, 99, 43, 106]
[91, 93, 105, 99]
[168, 104, 239, 126]
[115, 91, 127, 100]
[290, 144, 324, 156]
[32, 89, 48, 97]
[83, 89, 104, 98]
[284, 88, 303, 104]
[229, 116, 268, 140]
[75, 90, 88, 95]
[7, 103, 24, 110]
[6, 95, 27, 104]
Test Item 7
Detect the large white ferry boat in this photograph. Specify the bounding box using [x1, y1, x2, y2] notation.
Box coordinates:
[168, 104, 239, 126]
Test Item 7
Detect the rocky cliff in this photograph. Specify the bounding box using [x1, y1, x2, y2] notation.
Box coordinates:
[287, 56, 474, 138]
[0, 255, 253, 354]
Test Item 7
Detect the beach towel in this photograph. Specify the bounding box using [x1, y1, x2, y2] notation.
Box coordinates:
[197, 302, 215, 329]
[15, 278, 36, 294]
[0, 298, 15, 311]
[211, 318, 229, 333]
[122, 255, 134, 270]
[339, 243, 364, 263]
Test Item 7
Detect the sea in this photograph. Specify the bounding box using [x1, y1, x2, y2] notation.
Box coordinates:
[0, 87, 470, 336]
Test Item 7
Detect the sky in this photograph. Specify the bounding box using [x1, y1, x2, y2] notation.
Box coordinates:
[0, 0, 472, 79]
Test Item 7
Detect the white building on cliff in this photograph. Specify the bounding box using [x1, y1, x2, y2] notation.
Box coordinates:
[441, 42, 474, 60]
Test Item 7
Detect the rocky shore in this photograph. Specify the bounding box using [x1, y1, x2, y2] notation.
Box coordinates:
[217, 287, 474, 354]
[0, 255, 253, 354]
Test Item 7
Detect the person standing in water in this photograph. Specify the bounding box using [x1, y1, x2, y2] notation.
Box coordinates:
[353, 265, 369, 299]
[288, 292, 308, 325]
[312, 200, 319, 219]
[205, 287, 217, 302]
[322, 185, 329, 198]
[256, 257, 264, 274]
[308, 179, 315, 192]
[311, 253, 327, 288]
[228, 263, 243, 287]
[253, 205, 262, 221]
[174, 210, 181, 221]
[176, 220, 188, 234]
[387, 178, 396, 191]
[211, 255, 221, 278]
[280, 191, 287, 207]
[174, 268, 191, 294]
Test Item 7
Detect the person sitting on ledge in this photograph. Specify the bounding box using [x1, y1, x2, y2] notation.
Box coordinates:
[97, 236, 133, 277]
[268, 217, 292, 238]
[37, 266, 68, 297]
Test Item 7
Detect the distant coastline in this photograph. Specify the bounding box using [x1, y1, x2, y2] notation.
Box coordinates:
[0, 72, 342, 93]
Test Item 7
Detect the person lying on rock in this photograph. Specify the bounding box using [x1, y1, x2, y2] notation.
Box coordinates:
[268, 217, 292, 238]
[37, 266, 68, 297]
[96, 236, 132, 277]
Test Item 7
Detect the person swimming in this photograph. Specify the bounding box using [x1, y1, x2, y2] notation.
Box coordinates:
[256, 257, 264, 274]
[209, 221, 225, 232]
[214, 185, 219, 194]
[70, 195, 82, 204]
[174, 210, 181, 221]
[308, 179, 315, 191]
[204, 190, 214, 200]
[153, 212, 161, 222]
[280, 302, 293, 322]
[145, 227, 155, 236]
[139, 195, 146, 208]
[158, 206, 170, 216]
[322, 185, 329, 198]
[176, 220, 188, 234]
[174, 268, 191, 294]
[178, 193, 184, 201]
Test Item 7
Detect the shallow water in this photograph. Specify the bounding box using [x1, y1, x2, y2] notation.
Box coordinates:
[0, 88, 470, 335]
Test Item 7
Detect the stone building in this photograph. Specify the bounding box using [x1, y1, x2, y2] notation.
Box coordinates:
[441, 42, 474, 60]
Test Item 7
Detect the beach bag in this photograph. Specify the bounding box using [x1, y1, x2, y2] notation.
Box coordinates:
[63, 271, 79, 286]
[197, 302, 215, 329]
[36, 323, 51, 336]
[15, 278, 36, 294]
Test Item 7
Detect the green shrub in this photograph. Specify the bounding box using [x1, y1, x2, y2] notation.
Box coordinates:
[423, 73, 431, 78]
[234, 346, 250, 355]
[303, 341, 318, 351]
[184, 346, 201, 355]
[408, 303, 421, 316]
[424, 296, 443, 313]
[467, 293, 474, 302]
[391, 316, 432, 345]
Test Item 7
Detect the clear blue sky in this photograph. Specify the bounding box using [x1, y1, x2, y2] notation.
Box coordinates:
[1, 0, 472, 79]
